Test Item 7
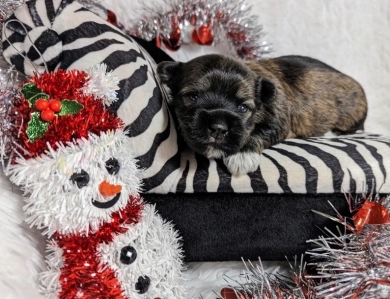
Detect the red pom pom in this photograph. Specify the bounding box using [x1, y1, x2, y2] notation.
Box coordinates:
[14, 69, 124, 158]
[49, 100, 62, 112]
[41, 109, 55, 122]
[35, 98, 49, 111]
[32, 69, 88, 99]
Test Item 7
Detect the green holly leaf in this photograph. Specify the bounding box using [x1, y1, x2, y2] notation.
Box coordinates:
[26, 112, 49, 142]
[58, 100, 84, 116]
[21, 83, 40, 98]
[21, 83, 49, 107]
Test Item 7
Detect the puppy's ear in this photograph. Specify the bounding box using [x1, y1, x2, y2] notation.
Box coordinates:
[157, 61, 181, 84]
[255, 78, 276, 103]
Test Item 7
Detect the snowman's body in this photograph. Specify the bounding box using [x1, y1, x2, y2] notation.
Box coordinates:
[42, 196, 143, 299]
[9, 130, 185, 299]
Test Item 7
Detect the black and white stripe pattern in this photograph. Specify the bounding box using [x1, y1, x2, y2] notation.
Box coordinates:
[2, 0, 69, 74]
[3, 0, 389, 196]
[163, 133, 390, 194]
[2, 0, 181, 191]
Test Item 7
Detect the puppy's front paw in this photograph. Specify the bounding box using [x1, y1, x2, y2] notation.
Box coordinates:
[223, 152, 261, 175]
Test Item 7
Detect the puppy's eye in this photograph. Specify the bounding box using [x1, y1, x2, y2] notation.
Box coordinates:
[237, 104, 249, 113]
[70, 170, 89, 188]
[106, 158, 120, 175]
[186, 93, 198, 101]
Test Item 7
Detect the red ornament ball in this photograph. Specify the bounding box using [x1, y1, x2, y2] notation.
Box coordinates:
[41, 109, 55, 122]
[192, 25, 213, 45]
[106, 9, 118, 26]
[161, 27, 182, 51]
[49, 100, 62, 112]
[35, 98, 49, 111]
[353, 201, 390, 231]
[220, 287, 250, 299]
[155, 35, 162, 48]
[169, 27, 182, 47]
[190, 14, 197, 25]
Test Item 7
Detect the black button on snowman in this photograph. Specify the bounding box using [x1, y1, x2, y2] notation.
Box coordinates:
[120, 245, 137, 264]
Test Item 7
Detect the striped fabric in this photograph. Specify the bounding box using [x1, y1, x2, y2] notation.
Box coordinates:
[160, 133, 390, 194]
[3, 0, 389, 196]
[2, 0, 181, 191]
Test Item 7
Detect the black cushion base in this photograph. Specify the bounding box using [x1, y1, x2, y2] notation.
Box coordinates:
[144, 193, 353, 262]
[128, 38, 387, 263]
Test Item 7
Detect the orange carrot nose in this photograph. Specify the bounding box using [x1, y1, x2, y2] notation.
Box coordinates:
[99, 181, 122, 197]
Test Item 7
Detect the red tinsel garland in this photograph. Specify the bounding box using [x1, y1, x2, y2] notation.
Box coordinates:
[121, 0, 271, 58]
[54, 196, 143, 299]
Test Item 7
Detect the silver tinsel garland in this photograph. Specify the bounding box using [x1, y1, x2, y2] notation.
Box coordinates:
[307, 225, 390, 298]
[221, 194, 390, 299]
[219, 258, 316, 299]
[1, 0, 271, 58]
[126, 0, 271, 59]
[0, 68, 19, 165]
[0, 0, 24, 51]
[0, 0, 23, 20]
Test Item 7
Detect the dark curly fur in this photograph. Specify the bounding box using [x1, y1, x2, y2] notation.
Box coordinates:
[157, 54, 367, 174]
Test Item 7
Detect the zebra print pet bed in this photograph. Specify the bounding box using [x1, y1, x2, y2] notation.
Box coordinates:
[3, 0, 390, 261]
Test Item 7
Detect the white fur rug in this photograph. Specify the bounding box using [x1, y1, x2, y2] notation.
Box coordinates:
[1, 0, 390, 298]
[0, 164, 288, 299]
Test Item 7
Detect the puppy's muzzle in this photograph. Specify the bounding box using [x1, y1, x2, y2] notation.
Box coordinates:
[209, 121, 229, 140]
[188, 108, 245, 157]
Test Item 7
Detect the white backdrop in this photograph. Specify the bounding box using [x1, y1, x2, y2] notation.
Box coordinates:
[104, 0, 390, 136]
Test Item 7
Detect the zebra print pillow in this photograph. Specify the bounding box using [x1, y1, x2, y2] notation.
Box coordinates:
[2, 0, 180, 189]
[156, 133, 390, 194]
[3, 0, 389, 196]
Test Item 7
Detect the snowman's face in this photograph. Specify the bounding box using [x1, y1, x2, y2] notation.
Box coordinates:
[9, 130, 141, 236]
[98, 204, 185, 299]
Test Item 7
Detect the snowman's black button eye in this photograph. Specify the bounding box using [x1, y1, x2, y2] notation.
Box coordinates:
[70, 170, 89, 188]
[105, 158, 120, 175]
[120, 246, 137, 265]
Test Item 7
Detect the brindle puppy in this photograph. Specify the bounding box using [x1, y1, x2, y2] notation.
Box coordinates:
[157, 54, 367, 175]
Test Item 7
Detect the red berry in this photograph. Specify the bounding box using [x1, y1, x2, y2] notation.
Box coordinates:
[49, 100, 62, 112]
[41, 109, 55, 122]
[35, 99, 49, 111]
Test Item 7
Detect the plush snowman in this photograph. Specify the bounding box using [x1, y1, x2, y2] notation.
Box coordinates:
[5, 66, 185, 299]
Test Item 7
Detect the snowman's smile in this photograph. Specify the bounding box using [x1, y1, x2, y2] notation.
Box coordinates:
[92, 193, 121, 209]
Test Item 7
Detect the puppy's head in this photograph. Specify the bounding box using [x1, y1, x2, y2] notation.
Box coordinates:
[157, 54, 274, 159]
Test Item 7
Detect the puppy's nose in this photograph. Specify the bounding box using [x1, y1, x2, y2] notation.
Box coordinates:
[135, 275, 151, 294]
[209, 123, 229, 138]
